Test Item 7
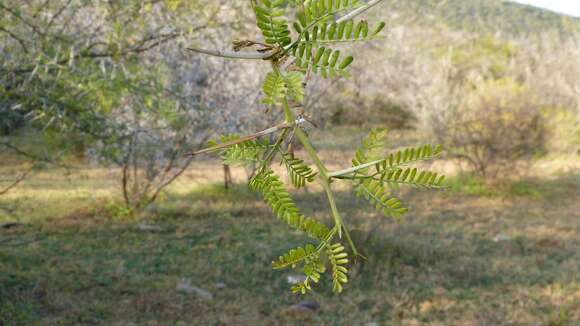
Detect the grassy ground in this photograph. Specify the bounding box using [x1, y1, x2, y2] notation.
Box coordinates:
[1, 129, 579, 325]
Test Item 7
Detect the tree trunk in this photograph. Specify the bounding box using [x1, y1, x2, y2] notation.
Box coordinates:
[223, 164, 232, 189]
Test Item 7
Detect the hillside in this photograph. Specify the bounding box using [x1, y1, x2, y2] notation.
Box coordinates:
[383, 0, 580, 37]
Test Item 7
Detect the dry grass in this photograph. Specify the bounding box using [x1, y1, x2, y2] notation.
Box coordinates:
[1, 128, 579, 325]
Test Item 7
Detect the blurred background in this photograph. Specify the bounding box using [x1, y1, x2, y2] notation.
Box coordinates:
[1, 0, 579, 325]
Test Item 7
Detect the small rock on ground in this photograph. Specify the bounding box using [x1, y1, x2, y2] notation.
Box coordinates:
[493, 234, 512, 242]
[136, 223, 164, 232]
[176, 278, 213, 300]
[283, 301, 320, 318]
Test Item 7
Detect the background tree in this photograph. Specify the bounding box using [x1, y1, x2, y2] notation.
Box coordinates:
[0, 0, 267, 210]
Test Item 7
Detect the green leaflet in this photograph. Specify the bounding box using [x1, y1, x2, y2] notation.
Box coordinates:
[249, 169, 330, 241]
[271, 239, 349, 294]
[285, 72, 304, 103]
[296, 16, 384, 45]
[271, 243, 328, 294]
[376, 167, 446, 189]
[249, 169, 301, 225]
[288, 1, 389, 78]
[262, 72, 304, 106]
[326, 242, 349, 293]
[298, 0, 361, 27]
[349, 129, 445, 219]
[272, 243, 320, 269]
[352, 127, 388, 169]
[250, 168, 336, 293]
[281, 152, 317, 188]
[354, 178, 408, 218]
[253, 0, 292, 46]
[378, 144, 444, 170]
[291, 44, 353, 78]
[209, 135, 272, 165]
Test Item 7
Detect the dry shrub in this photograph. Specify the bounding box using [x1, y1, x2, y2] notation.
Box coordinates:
[443, 78, 546, 177]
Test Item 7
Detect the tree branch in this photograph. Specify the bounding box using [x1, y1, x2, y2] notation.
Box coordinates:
[186, 46, 273, 60]
[0, 164, 35, 196]
[185, 119, 304, 157]
[0, 142, 51, 163]
[0, 3, 45, 37]
[11, 28, 203, 75]
[327, 159, 386, 178]
[0, 26, 29, 53]
[336, 0, 385, 23]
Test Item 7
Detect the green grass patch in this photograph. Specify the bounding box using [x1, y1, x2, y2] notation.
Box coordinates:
[1, 178, 579, 325]
[1, 148, 579, 325]
[444, 173, 578, 200]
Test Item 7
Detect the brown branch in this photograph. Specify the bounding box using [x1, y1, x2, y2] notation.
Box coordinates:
[0, 142, 48, 162]
[186, 46, 274, 60]
[145, 156, 194, 207]
[143, 131, 213, 208]
[121, 162, 131, 208]
[0, 3, 45, 37]
[0, 26, 29, 53]
[185, 121, 300, 157]
[12, 27, 204, 75]
[47, 0, 74, 31]
[33, 0, 52, 19]
[0, 164, 35, 196]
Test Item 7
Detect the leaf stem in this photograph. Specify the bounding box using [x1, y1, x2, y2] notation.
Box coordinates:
[336, 0, 385, 24]
[186, 121, 294, 156]
[280, 96, 359, 257]
[186, 46, 273, 60]
[328, 159, 385, 178]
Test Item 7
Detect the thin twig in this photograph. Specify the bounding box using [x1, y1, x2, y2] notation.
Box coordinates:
[186, 46, 274, 60]
[0, 26, 29, 53]
[0, 3, 45, 36]
[327, 159, 386, 178]
[0, 164, 35, 196]
[185, 120, 304, 157]
[336, 0, 385, 23]
[0, 141, 63, 166]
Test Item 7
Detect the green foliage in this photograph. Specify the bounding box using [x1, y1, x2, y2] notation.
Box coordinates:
[209, 136, 272, 165]
[291, 44, 354, 77]
[295, 0, 361, 21]
[252, 0, 292, 46]
[285, 2, 386, 79]
[376, 167, 445, 189]
[262, 72, 304, 106]
[271, 243, 328, 294]
[103, 202, 135, 221]
[354, 178, 408, 218]
[195, 0, 443, 294]
[272, 244, 320, 269]
[326, 242, 349, 293]
[281, 152, 317, 188]
[353, 128, 389, 167]
[369, 145, 446, 189]
[294, 18, 385, 45]
[249, 169, 301, 225]
[286, 1, 386, 78]
[347, 129, 444, 219]
[250, 169, 330, 241]
[382, 145, 443, 168]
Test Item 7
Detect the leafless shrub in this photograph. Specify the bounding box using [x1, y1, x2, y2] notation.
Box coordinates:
[442, 79, 546, 177]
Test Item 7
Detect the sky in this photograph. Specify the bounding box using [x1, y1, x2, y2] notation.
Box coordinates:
[510, 0, 580, 17]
